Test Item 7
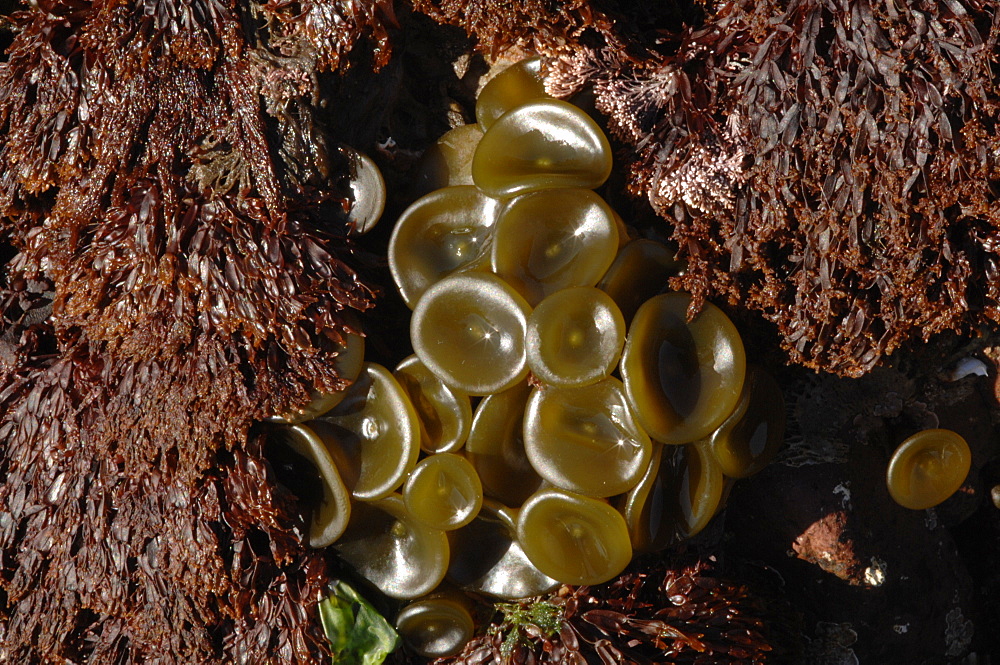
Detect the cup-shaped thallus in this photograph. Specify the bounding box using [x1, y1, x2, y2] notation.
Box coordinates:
[389, 186, 501, 308]
[620, 293, 746, 444]
[475, 57, 549, 130]
[314, 363, 420, 501]
[491, 188, 619, 306]
[394, 354, 473, 454]
[525, 286, 625, 388]
[472, 99, 612, 198]
[411, 273, 532, 396]
[335, 494, 450, 599]
[886, 428, 972, 510]
[404, 453, 484, 531]
[524, 378, 652, 498]
[266, 424, 352, 548]
[464, 381, 544, 507]
[516, 488, 632, 586]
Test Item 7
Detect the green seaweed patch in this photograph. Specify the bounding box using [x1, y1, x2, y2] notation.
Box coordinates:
[319, 580, 401, 665]
[491, 600, 563, 658]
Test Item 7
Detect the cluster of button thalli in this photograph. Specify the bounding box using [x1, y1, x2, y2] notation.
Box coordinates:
[269, 58, 787, 658]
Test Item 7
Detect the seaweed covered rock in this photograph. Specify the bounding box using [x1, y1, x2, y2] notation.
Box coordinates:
[0, 0, 393, 660]
[3, 0, 1000, 661]
[557, 0, 1000, 377]
[419, 0, 1000, 378]
[410, 0, 692, 68]
[438, 558, 801, 664]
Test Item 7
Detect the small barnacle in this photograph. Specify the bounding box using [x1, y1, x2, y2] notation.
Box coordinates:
[945, 357, 989, 382]
[862, 557, 887, 588]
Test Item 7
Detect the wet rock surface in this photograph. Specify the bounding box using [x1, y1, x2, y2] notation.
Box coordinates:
[723, 345, 999, 664]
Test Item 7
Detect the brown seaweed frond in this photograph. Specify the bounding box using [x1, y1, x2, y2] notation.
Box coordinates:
[0, 337, 336, 661]
[439, 558, 800, 664]
[409, 0, 704, 64]
[550, 0, 1000, 377]
[0, 0, 391, 660]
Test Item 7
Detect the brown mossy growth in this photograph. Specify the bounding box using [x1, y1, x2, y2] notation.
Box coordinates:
[546, 0, 1000, 377]
[410, 0, 620, 60]
[0, 0, 392, 660]
[409, 0, 701, 62]
[438, 559, 800, 664]
[419, 0, 1000, 378]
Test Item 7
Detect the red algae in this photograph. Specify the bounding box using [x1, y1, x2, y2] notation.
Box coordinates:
[0, 0, 390, 659]
[436, 558, 800, 665]
[418, 0, 1000, 378]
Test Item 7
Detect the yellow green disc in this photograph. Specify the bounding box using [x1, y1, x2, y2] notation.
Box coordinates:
[314, 363, 420, 501]
[707, 365, 786, 478]
[412, 123, 484, 194]
[389, 186, 501, 308]
[394, 354, 473, 454]
[491, 188, 618, 306]
[266, 424, 351, 548]
[887, 429, 971, 510]
[464, 381, 544, 507]
[403, 453, 483, 531]
[475, 57, 549, 130]
[621, 442, 725, 551]
[472, 99, 612, 198]
[411, 273, 531, 396]
[335, 494, 450, 599]
[517, 488, 632, 586]
[525, 286, 625, 387]
[523, 378, 651, 498]
[396, 595, 475, 659]
[598, 238, 682, 324]
[620, 293, 746, 444]
[447, 499, 559, 599]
